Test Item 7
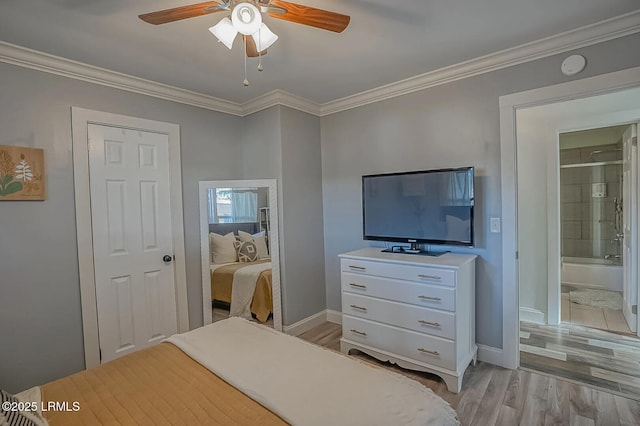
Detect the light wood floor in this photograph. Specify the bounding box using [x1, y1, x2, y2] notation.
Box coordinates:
[298, 322, 640, 426]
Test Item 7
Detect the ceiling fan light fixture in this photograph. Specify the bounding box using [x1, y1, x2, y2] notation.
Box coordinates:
[253, 23, 278, 51]
[232, 2, 262, 35]
[209, 17, 238, 49]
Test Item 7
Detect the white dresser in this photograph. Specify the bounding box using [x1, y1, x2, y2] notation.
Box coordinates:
[339, 247, 477, 393]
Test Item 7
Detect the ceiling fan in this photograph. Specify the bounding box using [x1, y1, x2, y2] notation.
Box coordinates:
[139, 0, 351, 57]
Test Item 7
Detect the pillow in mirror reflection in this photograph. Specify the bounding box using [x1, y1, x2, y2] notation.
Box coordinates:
[210, 232, 238, 264]
[238, 230, 269, 260]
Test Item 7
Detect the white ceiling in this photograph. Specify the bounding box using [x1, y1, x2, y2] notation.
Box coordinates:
[0, 0, 638, 104]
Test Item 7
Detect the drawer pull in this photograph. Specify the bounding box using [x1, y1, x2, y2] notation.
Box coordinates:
[350, 329, 367, 336]
[349, 265, 366, 270]
[418, 348, 440, 356]
[349, 283, 367, 289]
[418, 320, 441, 327]
[418, 274, 441, 280]
[418, 295, 441, 301]
[350, 304, 368, 312]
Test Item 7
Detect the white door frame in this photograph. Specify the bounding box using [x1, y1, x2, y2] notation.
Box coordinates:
[72, 107, 189, 369]
[500, 66, 640, 369]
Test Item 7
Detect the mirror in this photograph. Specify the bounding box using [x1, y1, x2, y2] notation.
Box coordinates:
[200, 179, 282, 331]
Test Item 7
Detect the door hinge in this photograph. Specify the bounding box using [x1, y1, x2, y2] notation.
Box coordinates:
[632, 136, 637, 147]
[516, 251, 519, 260]
[99, 348, 102, 362]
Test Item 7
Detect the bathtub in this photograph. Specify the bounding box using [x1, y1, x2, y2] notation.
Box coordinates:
[561, 257, 623, 292]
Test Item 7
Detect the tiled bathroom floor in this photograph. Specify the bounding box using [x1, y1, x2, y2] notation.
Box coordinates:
[561, 286, 632, 335]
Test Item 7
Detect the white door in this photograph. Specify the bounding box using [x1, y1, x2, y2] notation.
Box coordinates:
[622, 123, 638, 334]
[88, 124, 178, 363]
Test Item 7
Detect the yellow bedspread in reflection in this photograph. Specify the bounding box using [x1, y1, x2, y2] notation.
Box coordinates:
[211, 260, 272, 323]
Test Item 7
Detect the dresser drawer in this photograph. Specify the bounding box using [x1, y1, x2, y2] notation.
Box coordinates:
[342, 316, 455, 371]
[342, 272, 455, 311]
[342, 292, 456, 339]
[341, 258, 455, 287]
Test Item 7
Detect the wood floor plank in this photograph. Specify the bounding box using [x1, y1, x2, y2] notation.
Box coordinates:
[520, 343, 567, 361]
[614, 394, 640, 425]
[501, 369, 531, 424]
[591, 367, 640, 388]
[470, 367, 512, 426]
[587, 338, 640, 355]
[544, 377, 570, 425]
[592, 389, 621, 426]
[571, 414, 596, 426]
[454, 361, 494, 421]
[569, 382, 596, 421]
[494, 405, 517, 426]
[518, 373, 550, 425]
[619, 384, 640, 401]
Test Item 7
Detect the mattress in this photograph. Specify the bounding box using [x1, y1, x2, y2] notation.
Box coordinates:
[39, 318, 458, 425]
[41, 342, 287, 425]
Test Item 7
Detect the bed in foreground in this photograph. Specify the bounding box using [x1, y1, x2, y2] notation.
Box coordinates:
[26, 318, 459, 425]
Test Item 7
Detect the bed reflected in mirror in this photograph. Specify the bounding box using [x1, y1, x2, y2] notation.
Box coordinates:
[199, 180, 282, 331]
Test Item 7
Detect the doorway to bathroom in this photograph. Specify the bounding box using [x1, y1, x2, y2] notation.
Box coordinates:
[511, 84, 640, 399]
[559, 125, 637, 336]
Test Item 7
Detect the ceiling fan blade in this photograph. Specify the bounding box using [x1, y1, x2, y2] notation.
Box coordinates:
[269, 1, 350, 33]
[139, 1, 228, 25]
[243, 35, 267, 58]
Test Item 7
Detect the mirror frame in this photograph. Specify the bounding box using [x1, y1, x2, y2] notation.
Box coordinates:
[199, 179, 282, 331]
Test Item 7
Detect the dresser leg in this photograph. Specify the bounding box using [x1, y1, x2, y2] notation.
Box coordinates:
[442, 374, 463, 393]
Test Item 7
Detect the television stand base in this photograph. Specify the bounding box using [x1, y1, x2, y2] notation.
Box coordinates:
[381, 247, 449, 257]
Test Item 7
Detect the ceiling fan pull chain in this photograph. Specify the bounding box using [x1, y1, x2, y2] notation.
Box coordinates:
[243, 36, 249, 86]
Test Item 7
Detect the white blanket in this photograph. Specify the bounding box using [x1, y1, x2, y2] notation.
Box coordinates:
[211, 262, 271, 319]
[167, 317, 459, 426]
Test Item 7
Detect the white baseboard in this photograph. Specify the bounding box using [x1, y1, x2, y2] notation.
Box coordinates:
[326, 309, 342, 325]
[283, 309, 342, 335]
[520, 307, 545, 324]
[477, 344, 503, 367]
[283, 310, 328, 336]
[623, 302, 638, 332]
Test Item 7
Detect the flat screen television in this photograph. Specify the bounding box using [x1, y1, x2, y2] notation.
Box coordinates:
[362, 167, 474, 251]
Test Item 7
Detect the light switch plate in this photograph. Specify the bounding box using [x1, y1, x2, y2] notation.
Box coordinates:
[490, 217, 501, 233]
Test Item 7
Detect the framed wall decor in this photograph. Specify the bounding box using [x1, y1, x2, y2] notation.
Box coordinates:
[0, 145, 46, 200]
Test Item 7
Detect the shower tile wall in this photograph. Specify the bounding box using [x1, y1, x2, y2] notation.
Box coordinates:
[560, 144, 622, 259]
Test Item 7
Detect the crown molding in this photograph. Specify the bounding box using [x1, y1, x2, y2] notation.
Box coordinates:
[320, 10, 640, 116]
[242, 89, 321, 116]
[1, 10, 639, 118]
[0, 41, 244, 116]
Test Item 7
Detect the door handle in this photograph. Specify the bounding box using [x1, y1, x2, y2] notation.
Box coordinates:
[163, 255, 174, 263]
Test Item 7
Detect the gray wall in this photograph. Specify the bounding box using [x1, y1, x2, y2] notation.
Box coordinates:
[320, 33, 640, 350]
[0, 62, 244, 392]
[280, 107, 326, 324]
[240, 106, 326, 325]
